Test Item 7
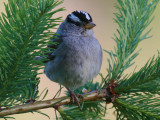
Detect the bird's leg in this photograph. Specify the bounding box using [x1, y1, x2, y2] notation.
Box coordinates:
[67, 88, 83, 109]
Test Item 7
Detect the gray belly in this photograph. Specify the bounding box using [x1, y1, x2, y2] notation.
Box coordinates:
[44, 53, 101, 90]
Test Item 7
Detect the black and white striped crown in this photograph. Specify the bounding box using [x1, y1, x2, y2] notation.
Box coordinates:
[66, 11, 92, 25]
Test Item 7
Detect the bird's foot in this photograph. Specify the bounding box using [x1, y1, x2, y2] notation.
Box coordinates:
[68, 90, 83, 109]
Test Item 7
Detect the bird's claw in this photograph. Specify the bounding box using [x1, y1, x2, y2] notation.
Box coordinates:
[69, 90, 83, 109]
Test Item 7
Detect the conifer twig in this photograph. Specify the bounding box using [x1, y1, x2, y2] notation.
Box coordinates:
[0, 89, 110, 117]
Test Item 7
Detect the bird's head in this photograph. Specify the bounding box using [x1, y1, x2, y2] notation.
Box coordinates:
[66, 11, 96, 29]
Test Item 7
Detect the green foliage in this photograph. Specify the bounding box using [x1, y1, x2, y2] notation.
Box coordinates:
[105, 0, 158, 82]
[0, 0, 64, 109]
[115, 54, 160, 93]
[58, 101, 105, 120]
[114, 93, 160, 120]
[105, 0, 160, 119]
[113, 53, 160, 119]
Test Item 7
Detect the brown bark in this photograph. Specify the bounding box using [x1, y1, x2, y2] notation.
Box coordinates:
[0, 89, 108, 117]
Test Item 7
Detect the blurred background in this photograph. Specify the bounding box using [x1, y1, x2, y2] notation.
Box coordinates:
[0, 0, 159, 120]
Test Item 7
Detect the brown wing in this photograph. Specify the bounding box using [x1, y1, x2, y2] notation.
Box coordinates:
[44, 36, 63, 63]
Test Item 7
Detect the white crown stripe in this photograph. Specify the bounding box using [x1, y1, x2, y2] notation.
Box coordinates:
[69, 14, 81, 22]
[77, 11, 91, 20]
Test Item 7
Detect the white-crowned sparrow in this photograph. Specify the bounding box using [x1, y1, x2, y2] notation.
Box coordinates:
[44, 11, 102, 106]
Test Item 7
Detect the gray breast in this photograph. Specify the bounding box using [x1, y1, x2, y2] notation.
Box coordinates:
[44, 27, 102, 90]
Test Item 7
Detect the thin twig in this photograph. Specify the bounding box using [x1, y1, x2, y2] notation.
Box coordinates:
[0, 89, 109, 117]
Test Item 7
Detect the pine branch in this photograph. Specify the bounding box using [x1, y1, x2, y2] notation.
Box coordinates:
[0, 0, 64, 108]
[103, 0, 160, 119]
[114, 94, 160, 119]
[0, 89, 108, 117]
[115, 53, 160, 93]
[105, 0, 159, 82]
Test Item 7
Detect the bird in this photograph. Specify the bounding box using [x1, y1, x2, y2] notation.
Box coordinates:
[44, 10, 102, 107]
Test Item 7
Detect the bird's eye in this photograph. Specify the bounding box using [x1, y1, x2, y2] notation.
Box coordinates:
[66, 11, 93, 27]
